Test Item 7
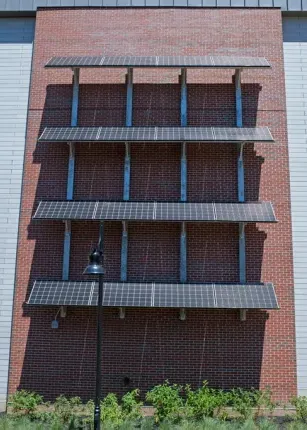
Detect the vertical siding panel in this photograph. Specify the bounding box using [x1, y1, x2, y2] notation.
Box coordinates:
[283, 16, 307, 396]
[0, 17, 34, 412]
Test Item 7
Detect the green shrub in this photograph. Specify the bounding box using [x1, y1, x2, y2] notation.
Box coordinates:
[100, 393, 123, 426]
[184, 382, 230, 419]
[229, 388, 255, 420]
[53, 395, 82, 425]
[146, 381, 184, 423]
[9, 390, 44, 418]
[290, 396, 307, 423]
[252, 388, 276, 418]
[121, 389, 143, 421]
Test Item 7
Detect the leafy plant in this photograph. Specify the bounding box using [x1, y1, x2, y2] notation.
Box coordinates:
[184, 382, 230, 419]
[100, 393, 123, 426]
[229, 388, 255, 420]
[290, 396, 307, 423]
[121, 389, 143, 421]
[9, 390, 44, 418]
[253, 388, 276, 418]
[146, 381, 184, 423]
[53, 395, 82, 424]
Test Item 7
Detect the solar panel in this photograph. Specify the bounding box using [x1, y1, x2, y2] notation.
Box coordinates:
[45, 55, 271, 69]
[33, 201, 277, 223]
[28, 280, 97, 306]
[33, 201, 98, 220]
[153, 283, 215, 308]
[215, 283, 278, 309]
[38, 127, 274, 143]
[28, 281, 278, 309]
[39, 127, 101, 142]
[214, 202, 276, 223]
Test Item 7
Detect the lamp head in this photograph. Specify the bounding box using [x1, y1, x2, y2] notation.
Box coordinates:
[83, 248, 104, 275]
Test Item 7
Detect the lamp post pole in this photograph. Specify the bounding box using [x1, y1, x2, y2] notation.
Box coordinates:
[94, 272, 103, 430]
[83, 248, 104, 430]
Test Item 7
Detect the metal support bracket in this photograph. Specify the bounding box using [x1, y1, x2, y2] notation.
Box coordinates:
[123, 142, 131, 201]
[235, 69, 243, 128]
[126, 68, 133, 127]
[60, 306, 67, 318]
[62, 220, 71, 281]
[240, 309, 247, 322]
[181, 142, 187, 202]
[71, 68, 80, 127]
[239, 222, 246, 284]
[119, 307, 126, 319]
[180, 222, 187, 283]
[180, 68, 187, 127]
[123, 68, 133, 201]
[179, 308, 186, 321]
[67, 143, 75, 201]
[120, 221, 128, 282]
[237, 143, 245, 203]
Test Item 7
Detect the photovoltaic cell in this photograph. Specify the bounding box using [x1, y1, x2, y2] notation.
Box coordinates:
[33, 201, 98, 220]
[28, 281, 278, 309]
[33, 201, 277, 223]
[45, 55, 271, 69]
[215, 283, 278, 309]
[153, 283, 215, 308]
[38, 126, 274, 143]
[214, 202, 276, 222]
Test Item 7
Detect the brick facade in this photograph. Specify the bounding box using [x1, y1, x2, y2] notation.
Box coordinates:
[9, 8, 296, 401]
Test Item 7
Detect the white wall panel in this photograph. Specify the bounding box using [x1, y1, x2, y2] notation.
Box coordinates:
[0, 17, 34, 412]
[284, 16, 307, 396]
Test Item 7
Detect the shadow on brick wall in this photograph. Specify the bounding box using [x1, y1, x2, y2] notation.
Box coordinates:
[18, 307, 268, 401]
[18, 80, 269, 400]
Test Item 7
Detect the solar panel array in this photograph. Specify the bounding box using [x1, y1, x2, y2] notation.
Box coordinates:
[45, 55, 271, 69]
[28, 280, 278, 309]
[38, 126, 274, 143]
[33, 201, 277, 223]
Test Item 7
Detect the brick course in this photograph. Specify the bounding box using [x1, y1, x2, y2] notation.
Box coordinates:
[9, 8, 296, 401]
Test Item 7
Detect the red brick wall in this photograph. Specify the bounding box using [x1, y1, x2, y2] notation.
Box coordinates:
[9, 8, 296, 402]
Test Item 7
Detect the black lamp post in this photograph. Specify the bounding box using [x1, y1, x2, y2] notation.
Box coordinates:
[84, 248, 104, 430]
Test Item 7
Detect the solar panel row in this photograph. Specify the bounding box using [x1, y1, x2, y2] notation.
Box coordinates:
[45, 55, 271, 69]
[28, 280, 278, 309]
[38, 126, 274, 143]
[33, 201, 277, 223]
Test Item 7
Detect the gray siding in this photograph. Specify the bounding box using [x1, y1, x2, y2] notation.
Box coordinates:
[0, 17, 34, 412]
[0, 0, 303, 12]
[283, 16, 307, 396]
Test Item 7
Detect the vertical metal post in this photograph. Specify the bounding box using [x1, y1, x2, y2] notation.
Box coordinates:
[123, 143, 131, 202]
[180, 68, 188, 201]
[235, 69, 242, 128]
[62, 68, 79, 281]
[239, 223, 246, 284]
[126, 68, 133, 128]
[62, 221, 71, 280]
[235, 69, 246, 286]
[180, 68, 187, 283]
[180, 222, 187, 283]
[181, 142, 187, 202]
[123, 68, 133, 201]
[180, 68, 187, 127]
[121, 68, 133, 282]
[121, 221, 128, 282]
